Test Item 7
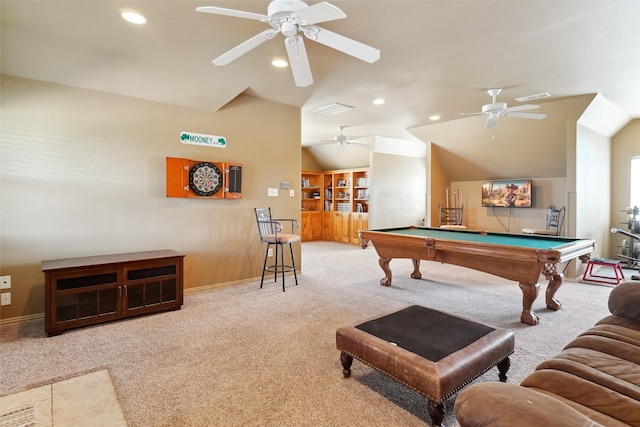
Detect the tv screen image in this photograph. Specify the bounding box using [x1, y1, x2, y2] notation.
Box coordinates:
[482, 179, 532, 208]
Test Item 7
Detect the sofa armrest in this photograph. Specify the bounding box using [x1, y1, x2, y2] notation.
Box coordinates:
[454, 382, 601, 427]
[608, 280, 640, 321]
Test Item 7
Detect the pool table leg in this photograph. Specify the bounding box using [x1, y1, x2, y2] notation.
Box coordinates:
[378, 258, 422, 286]
[518, 282, 540, 325]
[410, 259, 422, 280]
[378, 257, 393, 286]
[544, 274, 563, 311]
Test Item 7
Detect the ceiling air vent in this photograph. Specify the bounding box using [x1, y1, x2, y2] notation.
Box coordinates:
[313, 103, 355, 115]
[515, 92, 552, 102]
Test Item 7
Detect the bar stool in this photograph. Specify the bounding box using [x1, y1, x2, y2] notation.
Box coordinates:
[254, 207, 300, 291]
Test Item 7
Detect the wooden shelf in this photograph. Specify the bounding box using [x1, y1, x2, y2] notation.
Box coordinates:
[301, 168, 368, 244]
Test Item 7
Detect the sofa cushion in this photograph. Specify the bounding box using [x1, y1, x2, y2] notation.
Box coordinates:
[521, 368, 640, 425]
[589, 320, 640, 339]
[454, 382, 606, 427]
[534, 347, 640, 400]
[523, 386, 632, 427]
[608, 281, 640, 321]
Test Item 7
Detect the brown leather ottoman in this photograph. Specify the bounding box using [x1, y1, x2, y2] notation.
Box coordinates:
[336, 305, 515, 426]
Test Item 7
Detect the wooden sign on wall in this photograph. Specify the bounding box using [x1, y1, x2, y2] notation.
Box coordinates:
[166, 157, 242, 199]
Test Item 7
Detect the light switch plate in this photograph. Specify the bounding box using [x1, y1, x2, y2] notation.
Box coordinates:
[289, 189, 295, 197]
[268, 188, 278, 197]
[0, 276, 10, 289]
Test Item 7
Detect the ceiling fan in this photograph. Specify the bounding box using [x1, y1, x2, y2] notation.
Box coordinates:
[196, 0, 381, 88]
[319, 126, 369, 148]
[461, 88, 547, 128]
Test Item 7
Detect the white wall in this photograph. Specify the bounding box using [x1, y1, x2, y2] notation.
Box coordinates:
[369, 153, 426, 229]
[575, 124, 611, 258]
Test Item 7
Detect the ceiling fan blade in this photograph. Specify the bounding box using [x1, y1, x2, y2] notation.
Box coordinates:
[295, 2, 346, 25]
[486, 115, 499, 128]
[285, 36, 313, 87]
[310, 27, 380, 63]
[196, 6, 267, 21]
[505, 104, 539, 113]
[213, 29, 278, 66]
[346, 140, 369, 147]
[505, 112, 547, 120]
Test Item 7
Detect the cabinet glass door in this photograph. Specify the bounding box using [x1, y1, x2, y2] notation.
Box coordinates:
[125, 265, 177, 310]
[56, 273, 119, 322]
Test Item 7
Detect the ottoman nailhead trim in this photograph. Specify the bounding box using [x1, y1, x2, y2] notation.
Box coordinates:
[338, 348, 513, 403]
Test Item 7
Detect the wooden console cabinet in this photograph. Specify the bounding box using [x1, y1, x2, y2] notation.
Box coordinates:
[42, 250, 185, 336]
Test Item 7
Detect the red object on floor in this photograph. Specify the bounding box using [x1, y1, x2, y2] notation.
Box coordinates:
[582, 258, 625, 285]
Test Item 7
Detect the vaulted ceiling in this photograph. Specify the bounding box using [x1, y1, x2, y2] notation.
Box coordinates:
[2, 1, 638, 179]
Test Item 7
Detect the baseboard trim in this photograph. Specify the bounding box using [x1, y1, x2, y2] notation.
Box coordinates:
[184, 277, 260, 294]
[0, 312, 44, 326]
[184, 272, 298, 295]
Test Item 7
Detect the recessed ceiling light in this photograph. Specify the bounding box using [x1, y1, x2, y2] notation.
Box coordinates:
[272, 59, 288, 68]
[429, 115, 441, 121]
[121, 10, 147, 25]
[372, 98, 385, 105]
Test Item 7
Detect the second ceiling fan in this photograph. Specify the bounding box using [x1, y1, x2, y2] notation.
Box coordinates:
[197, 0, 381, 87]
[461, 88, 547, 128]
[319, 126, 369, 148]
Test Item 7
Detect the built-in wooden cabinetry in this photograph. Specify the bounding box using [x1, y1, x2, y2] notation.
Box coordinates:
[350, 213, 369, 245]
[301, 169, 368, 244]
[301, 211, 322, 241]
[322, 211, 333, 241]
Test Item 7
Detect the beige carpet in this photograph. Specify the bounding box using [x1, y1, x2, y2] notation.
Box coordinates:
[0, 241, 614, 426]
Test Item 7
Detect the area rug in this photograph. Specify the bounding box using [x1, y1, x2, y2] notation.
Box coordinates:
[0, 369, 126, 427]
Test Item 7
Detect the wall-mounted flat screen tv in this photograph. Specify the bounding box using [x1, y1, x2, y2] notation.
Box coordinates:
[482, 179, 532, 208]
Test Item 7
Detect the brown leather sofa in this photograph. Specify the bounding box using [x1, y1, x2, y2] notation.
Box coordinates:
[454, 280, 640, 427]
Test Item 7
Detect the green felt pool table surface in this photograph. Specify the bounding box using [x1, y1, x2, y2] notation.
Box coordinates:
[381, 227, 582, 249]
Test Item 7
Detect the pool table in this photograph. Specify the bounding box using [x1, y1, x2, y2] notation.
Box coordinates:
[359, 226, 595, 325]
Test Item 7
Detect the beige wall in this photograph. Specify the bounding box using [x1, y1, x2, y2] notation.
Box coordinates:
[301, 147, 322, 171]
[448, 178, 567, 233]
[428, 144, 449, 227]
[0, 75, 301, 321]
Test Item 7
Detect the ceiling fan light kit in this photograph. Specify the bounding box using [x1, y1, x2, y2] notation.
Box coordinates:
[197, 0, 380, 87]
[461, 88, 547, 128]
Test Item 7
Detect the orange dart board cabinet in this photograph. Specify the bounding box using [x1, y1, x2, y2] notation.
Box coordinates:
[166, 157, 242, 199]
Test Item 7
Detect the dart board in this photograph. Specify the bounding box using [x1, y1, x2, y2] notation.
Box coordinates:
[188, 162, 222, 196]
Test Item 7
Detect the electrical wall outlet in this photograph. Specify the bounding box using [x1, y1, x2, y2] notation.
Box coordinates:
[268, 248, 273, 257]
[0, 276, 10, 289]
[1, 293, 10, 306]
